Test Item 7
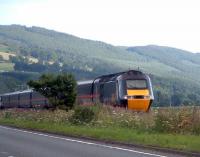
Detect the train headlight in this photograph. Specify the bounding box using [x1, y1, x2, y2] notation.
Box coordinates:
[144, 95, 150, 99]
[123, 95, 128, 99]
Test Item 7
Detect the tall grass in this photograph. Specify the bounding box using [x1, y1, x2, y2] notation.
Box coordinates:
[0, 106, 200, 135]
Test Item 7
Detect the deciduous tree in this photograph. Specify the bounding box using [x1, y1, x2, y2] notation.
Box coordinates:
[28, 73, 77, 110]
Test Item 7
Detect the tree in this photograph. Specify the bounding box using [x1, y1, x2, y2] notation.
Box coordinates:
[171, 93, 183, 106]
[0, 55, 3, 61]
[27, 73, 77, 110]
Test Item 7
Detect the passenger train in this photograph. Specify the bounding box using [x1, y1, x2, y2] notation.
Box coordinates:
[0, 89, 49, 109]
[0, 70, 154, 112]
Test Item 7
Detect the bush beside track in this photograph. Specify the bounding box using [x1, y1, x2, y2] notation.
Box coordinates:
[0, 106, 200, 153]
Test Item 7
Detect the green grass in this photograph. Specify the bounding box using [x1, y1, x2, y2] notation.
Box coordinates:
[0, 117, 200, 153]
[0, 62, 14, 71]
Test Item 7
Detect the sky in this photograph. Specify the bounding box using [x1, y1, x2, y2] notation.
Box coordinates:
[1, 0, 200, 53]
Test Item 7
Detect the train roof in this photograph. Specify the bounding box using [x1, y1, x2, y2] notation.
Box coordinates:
[77, 80, 93, 85]
[96, 70, 145, 82]
[0, 89, 33, 96]
[77, 70, 145, 85]
[98, 70, 143, 78]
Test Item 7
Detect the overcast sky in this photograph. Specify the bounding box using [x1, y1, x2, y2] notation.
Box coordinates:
[1, 0, 200, 52]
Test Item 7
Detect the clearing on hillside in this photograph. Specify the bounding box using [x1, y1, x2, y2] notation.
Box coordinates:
[0, 51, 16, 60]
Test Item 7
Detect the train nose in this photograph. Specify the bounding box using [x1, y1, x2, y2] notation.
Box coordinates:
[126, 89, 151, 111]
[127, 99, 151, 111]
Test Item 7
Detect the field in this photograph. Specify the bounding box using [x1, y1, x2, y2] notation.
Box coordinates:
[0, 106, 200, 153]
[0, 62, 14, 71]
[28, 56, 39, 63]
[0, 51, 16, 60]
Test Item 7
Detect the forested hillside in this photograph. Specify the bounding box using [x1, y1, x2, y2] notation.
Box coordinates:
[0, 24, 200, 106]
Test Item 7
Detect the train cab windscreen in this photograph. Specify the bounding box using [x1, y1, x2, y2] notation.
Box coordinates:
[126, 80, 147, 89]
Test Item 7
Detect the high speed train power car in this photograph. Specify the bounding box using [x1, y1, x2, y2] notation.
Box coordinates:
[77, 70, 154, 112]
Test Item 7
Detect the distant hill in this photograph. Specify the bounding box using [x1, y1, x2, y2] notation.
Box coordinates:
[126, 45, 200, 84]
[0, 24, 200, 106]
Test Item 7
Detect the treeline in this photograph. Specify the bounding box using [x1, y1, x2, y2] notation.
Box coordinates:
[9, 55, 121, 79]
[0, 71, 39, 93]
[152, 75, 200, 107]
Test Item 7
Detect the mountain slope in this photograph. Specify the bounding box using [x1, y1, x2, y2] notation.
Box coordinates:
[1, 25, 200, 82]
[126, 45, 200, 84]
[0, 25, 137, 73]
[0, 24, 200, 106]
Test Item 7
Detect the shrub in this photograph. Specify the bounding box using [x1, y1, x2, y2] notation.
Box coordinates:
[153, 113, 171, 133]
[70, 106, 95, 124]
[28, 73, 77, 110]
[4, 112, 12, 119]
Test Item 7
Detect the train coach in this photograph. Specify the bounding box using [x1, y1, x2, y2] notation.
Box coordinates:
[77, 70, 154, 112]
[0, 89, 49, 109]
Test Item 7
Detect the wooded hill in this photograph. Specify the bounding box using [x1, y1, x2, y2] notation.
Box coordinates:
[0, 24, 200, 106]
